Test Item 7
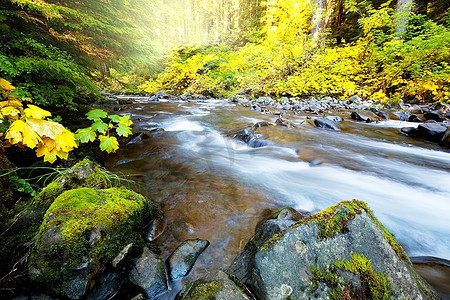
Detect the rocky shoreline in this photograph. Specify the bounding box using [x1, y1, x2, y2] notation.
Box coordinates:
[110, 92, 450, 149]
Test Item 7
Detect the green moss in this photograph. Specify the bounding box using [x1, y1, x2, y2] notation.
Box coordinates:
[34, 181, 63, 208]
[334, 253, 392, 300]
[33, 159, 114, 209]
[309, 254, 392, 300]
[183, 280, 224, 300]
[29, 187, 162, 287]
[309, 265, 345, 299]
[260, 200, 408, 262]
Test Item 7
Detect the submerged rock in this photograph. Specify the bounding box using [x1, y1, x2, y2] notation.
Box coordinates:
[167, 239, 210, 280]
[129, 247, 168, 299]
[176, 270, 250, 300]
[29, 187, 163, 299]
[228, 200, 438, 300]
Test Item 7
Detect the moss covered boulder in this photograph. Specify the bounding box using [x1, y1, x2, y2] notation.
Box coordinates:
[29, 187, 162, 299]
[228, 200, 438, 300]
[34, 159, 111, 210]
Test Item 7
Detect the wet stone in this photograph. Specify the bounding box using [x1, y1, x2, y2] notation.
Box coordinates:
[417, 123, 447, 142]
[176, 270, 250, 300]
[85, 271, 123, 300]
[129, 247, 168, 299]
[167, 239, 210, 280]
[314, 118, 339, 130]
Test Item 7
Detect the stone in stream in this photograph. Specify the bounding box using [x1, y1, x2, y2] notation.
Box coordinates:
[85, 271, 124, 300]
[228, 200, 438, 300]
[440, 127, 450, 148]
[325, 115, 343, 123]
[176, 270, 250, 300]
[129, 247, 168, 299]
[350, 110, 379, 123]
[400, 127, 418, 137]
[424, 111, 444, 122]
[314, 118, 339, 130]
[167, 239, 210, 280]
[408, 114, 423, 122]
[417, 122, 447, 142]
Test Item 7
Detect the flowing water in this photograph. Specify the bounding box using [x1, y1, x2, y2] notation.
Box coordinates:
[106, 98, 450, 298]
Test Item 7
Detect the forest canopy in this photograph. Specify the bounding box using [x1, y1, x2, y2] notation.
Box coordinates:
[1, 0, 449, 108]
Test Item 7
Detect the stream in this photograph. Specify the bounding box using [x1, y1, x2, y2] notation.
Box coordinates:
[105, 97, 450, 298]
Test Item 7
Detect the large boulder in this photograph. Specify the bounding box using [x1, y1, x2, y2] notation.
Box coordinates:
[228, 200, 438, 300]
[29, 187, 163, 299]
[176, 271, 250, 300]
[33, 159, 110, 209]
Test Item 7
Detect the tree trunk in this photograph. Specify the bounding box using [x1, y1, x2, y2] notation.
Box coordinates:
[311, 0, 327, 45]
[396, 0, 414, 36]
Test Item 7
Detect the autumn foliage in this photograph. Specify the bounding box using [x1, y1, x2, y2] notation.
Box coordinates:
[1, 79, 77, 163]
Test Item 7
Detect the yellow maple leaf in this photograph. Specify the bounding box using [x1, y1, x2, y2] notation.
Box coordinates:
[1, 107, 20, 118]
[55, 129, 77, 153]
[6, 119, 42, 148]
[0, 79, 15, 91]
[24, 104, 51, 119]
[0, 100, 22, 108]
[27, 118, 64, 139]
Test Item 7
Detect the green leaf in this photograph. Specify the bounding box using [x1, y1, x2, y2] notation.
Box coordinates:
[118, 115, 133, 126]
[75, 128, 96, 143]
[91, 120, 109, 133]
[116, 123, 132, 137]
[108, 114, 121, 123]
[99, 135, 119, 153]
[86, 109, 107, 121]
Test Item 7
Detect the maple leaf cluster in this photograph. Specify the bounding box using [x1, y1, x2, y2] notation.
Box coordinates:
[1, 79, 77, 163]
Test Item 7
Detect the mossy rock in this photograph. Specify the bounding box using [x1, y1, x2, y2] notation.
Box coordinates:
[28, 187, 162, 299]
[176, 270, 250, 300]
[34, 159, 111, 209]
[228, 200, 438, 300]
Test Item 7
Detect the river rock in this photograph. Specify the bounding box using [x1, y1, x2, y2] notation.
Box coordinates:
[176, 270, 250, 300]
[129, 247, 168, 299]
[85, 272, 123, 300]
[445, 111, 450, 119]
[275, 117, 295, 128]
[167, 239, 210, 280]
[274, 207, 304, 221]
[440, 127, 450, 148]
[228, 200, 437, 300]
[417, 122, 447, 142]
[424, 111, 444, 122]
[350, 111, 379, 123]
[408, 114, 423, 122]
[400, 127, 418, 137]
[314, 118, 339, 130]
[325, 115, 343, 123]
[228, 219, 297, 284]
[409, 105, 422, 114]
[371, 108, 388, 119]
